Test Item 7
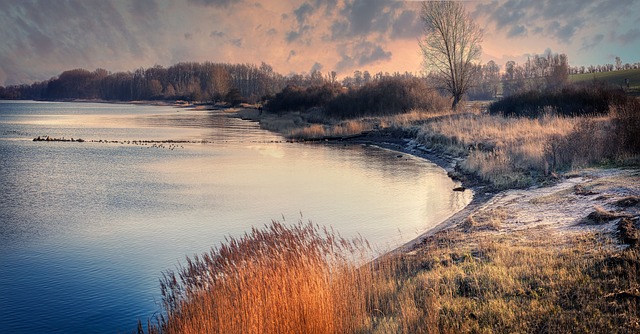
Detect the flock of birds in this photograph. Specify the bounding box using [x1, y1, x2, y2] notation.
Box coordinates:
[25, 135, 291, 150]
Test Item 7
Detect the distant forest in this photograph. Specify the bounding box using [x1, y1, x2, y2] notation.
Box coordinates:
[1, 52, 638, 106]
[0, 62, 286, 103]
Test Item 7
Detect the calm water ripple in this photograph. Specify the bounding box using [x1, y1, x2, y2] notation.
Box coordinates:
[0, 101, 471, 333]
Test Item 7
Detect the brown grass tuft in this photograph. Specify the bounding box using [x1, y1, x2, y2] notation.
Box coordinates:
[583, 206, 632, 225]
[148, 221, 375, 334]
[369, 231, 640, 333]
[615, 196, 640, 208]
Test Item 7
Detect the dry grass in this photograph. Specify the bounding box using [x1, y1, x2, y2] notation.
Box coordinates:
[287, 119, 375, 139]
[141, 220, 640, 334]
[146, 221, 376, 334]
[257, 107, 621, 189]
[254, 108, 452, 140]
[370, 230, 640, 334]
[412, 111, 578, 188]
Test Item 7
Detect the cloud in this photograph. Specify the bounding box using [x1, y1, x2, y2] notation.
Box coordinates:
[130, 0, 159, 19]
[507, 25, 527, 38]
[336, 41, 391, 71]
[286, 25, 312, 43]
[310, 62, 323, 72]
[474, 0, 640, 45]
[357, 43, 391, 66]
[230, 38, 243, 47]
[546, 19, 583, 43]
[610, 28, 640, 45]
[286, 2, 320, 44]
[293, 2, 315, 24]
[286, 50, 297, 62]
[187, 0, 240, 7]
[580, 34, 604, 50]
[330, 0, 407, 40]
[390, 10, 422, 40]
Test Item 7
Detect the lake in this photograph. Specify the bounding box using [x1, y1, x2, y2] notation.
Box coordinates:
[0, 100, 471, 333]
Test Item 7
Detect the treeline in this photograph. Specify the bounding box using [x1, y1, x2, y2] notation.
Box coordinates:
[472, 52, 640, 99]
[501, 52, 571, 96]
[570, 56, 640, 75]
[464, 52, 570, 99]
[0, 62, 289, 103]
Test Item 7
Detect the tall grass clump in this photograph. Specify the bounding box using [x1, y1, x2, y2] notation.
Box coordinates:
[146, 221, 375, 334]
[545, 97, 640, 172]
[611, 98, 640, 154]
[413, 111, 576, 188]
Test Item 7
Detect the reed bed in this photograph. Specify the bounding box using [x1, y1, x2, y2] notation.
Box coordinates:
[146, 221, 378, 334]
[142, 221, 640, 333]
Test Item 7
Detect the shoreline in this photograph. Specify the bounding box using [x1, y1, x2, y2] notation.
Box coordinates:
[228, 108, 639, 256]
[319, 132, 498, 255]
[230, 108, 501, 252]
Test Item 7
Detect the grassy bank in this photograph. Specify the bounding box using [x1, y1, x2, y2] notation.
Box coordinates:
[371, 228, 640, 333]
[239, 101, 637, 190]
[141, 89, 639, 333]
[570, 68, 640, 95]
[142, 214, 640, 333]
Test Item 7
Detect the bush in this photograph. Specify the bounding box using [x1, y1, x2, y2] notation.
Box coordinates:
[325, 78, 448, 119]
[265, 83, 342, 113]
[489, 81, 628, 118]
[265, 78, 449, 119]
[611, 98, 640, 154]
[544, 117, 616, 172]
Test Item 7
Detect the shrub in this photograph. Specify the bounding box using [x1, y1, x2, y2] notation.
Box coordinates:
[544, 117, 616, 172]
[325, 77, 448, 119]
[265, 83, 342, 113]
[611, 98, 640, 154]
[489, 81, 628, 118]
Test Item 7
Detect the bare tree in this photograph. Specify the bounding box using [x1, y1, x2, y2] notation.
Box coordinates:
[420, 1, 483, 110]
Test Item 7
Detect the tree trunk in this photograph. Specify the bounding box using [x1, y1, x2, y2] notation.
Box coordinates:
[452, 94, 461, 111]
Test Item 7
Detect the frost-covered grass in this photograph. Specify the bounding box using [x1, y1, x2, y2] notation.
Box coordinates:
[370, 229, 640, 334]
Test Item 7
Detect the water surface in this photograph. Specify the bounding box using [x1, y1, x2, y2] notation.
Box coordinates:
[0, 101, 471, 333]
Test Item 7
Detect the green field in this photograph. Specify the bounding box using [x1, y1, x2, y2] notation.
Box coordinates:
[570, 68, 640, 95]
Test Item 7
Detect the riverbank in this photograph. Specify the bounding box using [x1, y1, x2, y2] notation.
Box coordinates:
[230, 106, 640, 255]
[146, 106, 639, 333]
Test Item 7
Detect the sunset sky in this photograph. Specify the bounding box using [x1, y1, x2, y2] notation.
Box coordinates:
[1, 0, 639, 86]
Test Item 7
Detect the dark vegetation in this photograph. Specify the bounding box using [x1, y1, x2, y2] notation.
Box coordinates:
[488, 81, 629, 117]
[265, 77, 449, 119]
[265, 82, 342, 113]
[0, 62, 286, 103]
[325, 77, 447, 118]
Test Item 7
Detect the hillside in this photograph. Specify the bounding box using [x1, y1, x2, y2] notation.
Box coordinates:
[570, 68, 640, 95]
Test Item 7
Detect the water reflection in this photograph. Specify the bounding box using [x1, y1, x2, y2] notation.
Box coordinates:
[0, 101, 471, 333]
